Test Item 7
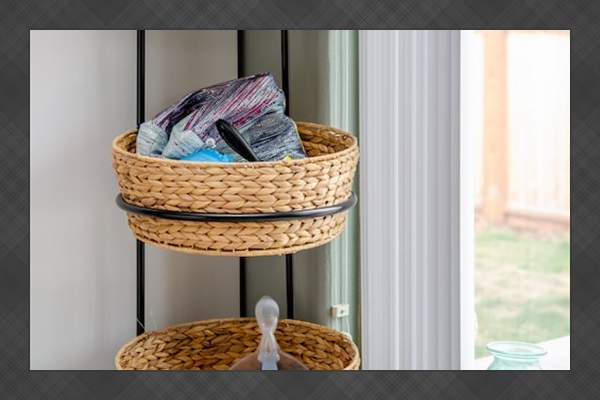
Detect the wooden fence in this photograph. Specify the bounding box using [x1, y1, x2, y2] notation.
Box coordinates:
[474, 30, 570, 233]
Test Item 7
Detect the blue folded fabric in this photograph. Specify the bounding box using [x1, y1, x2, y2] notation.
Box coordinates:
[136, 72, 306, 162]
[179, 148, 234, 163]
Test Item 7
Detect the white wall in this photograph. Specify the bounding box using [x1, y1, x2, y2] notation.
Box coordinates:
[30, 30, 238, 370]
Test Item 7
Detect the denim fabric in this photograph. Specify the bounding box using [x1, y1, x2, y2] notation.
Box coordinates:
[136, 72, 306, 161]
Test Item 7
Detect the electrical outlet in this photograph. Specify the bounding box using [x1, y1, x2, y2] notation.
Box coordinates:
[331, 304, 350, 318]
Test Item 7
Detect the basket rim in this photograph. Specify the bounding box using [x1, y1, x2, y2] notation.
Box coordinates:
[112, 121, 358, 168]
[115, 316, 360, 370]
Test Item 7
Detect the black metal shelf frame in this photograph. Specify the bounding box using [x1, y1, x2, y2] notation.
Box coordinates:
[116, 193, 357, 222]
[130, 30, 354, 335]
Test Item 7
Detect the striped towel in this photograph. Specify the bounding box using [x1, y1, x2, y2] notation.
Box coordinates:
[136, 72, 306, 161]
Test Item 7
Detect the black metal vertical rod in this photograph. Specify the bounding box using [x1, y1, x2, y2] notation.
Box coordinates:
[281, 30, 290, 116]
[136, 30, 146, 336]
[239, 256, 247, 317]
[237, 30, 248, 318]
[281, 30, 294, 319]
[136, 240, 145, 335]
[237, 30, 245, 78]
[137, 30, 145, 128]
[285, 254, 294, 319]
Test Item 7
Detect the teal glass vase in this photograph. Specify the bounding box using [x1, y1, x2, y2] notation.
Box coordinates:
[486, 341, 547, 370]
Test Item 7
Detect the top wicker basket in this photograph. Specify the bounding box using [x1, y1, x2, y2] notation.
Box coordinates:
[112, 121, 359, 256]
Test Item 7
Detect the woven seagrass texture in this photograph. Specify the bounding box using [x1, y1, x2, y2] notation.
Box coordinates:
[112, 122, 359, 213]
[115, 318, 360, 370]
[112, 121, 358, 255]
[127, 212, 347, 256]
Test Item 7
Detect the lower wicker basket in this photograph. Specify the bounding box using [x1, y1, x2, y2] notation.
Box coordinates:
[115, 318, 360, 370]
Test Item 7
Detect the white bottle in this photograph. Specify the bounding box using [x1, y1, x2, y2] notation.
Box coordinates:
[255, 296, 280, 370]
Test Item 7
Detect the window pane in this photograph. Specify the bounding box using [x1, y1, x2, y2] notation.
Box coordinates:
[472, 30, 570, 368]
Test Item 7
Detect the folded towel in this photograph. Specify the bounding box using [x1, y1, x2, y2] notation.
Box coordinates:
[136, 72, 306, 162]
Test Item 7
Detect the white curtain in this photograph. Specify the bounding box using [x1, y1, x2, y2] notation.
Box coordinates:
[359, 30, 472, 370]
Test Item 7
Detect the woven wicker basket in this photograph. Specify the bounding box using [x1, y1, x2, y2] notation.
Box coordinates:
[115, 318, 360, 370]
[112, 122, 359, 256]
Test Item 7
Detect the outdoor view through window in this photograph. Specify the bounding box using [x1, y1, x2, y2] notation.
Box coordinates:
[469, 30, 570, 368]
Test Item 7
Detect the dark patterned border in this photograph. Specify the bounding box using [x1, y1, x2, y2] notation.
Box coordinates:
[3, 0, 595, 398]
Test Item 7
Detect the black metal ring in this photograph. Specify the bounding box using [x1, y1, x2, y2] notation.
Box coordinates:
[116, 192, 357, 222]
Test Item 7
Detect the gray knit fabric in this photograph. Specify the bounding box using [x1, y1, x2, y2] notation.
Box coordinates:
[136, 72, 306, 161]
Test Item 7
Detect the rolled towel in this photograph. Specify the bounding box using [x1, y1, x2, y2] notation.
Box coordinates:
[136, 72, 306, 161]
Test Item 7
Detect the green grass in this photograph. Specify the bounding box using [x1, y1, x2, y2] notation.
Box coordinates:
[475, 229, 570, 273]
[474, 228, 570, 358]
